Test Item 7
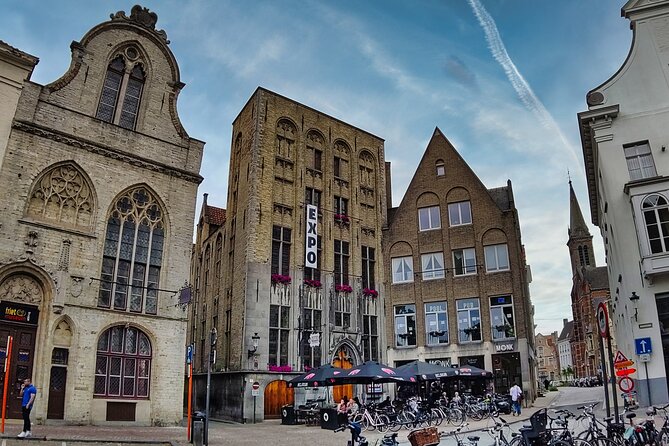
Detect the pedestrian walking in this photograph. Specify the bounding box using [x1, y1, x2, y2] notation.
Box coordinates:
[509, 382, 522, 416]
[18, 378, 36, 438]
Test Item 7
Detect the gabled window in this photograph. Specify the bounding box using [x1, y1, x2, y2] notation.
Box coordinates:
[421, 252, 445, 280]
[96, 53, 146, 130]
[453, 248, 476, 276]
[484, 244, 509, 272]
[625, 142, 657, 181]
[448, 201, 472, 226]
[643, 194, 669, 254]
[418, 206, 441, 231]
[392, 256, 413, 283]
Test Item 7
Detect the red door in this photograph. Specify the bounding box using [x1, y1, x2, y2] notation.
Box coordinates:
[0, 325, 37, 419]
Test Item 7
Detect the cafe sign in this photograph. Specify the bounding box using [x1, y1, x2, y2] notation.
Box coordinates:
[0, 302, 39, 325]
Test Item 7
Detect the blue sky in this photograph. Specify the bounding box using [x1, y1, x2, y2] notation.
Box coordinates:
[2, 1, 632, 334]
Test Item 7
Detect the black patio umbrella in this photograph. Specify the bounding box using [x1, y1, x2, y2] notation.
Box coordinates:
[395, 360, 457, 381]
[454, 365, 493, 378]
[330, 361, 410, 384]
[287, 364, 347, 388]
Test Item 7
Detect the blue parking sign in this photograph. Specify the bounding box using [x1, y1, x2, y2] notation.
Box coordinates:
[635, 337, 652, 355]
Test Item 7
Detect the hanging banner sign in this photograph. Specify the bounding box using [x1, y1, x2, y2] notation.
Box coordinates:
[305, 205, 318, 269]
[0, 302, 38, 325]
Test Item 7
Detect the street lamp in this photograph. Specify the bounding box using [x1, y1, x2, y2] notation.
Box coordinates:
[205, 327, 217, 446]
[629, 292, 640, 321]
[248, 332, 260, 358]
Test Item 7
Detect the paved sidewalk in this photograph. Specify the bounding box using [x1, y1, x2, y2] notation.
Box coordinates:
[0, 391, 561, 445]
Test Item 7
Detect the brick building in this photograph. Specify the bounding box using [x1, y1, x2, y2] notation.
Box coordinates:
[567, 182, 609, 379]
[383, 129, 537, 399]
[536, 332, 559, 383]
[188, 88, 387, 421]
[0, 7, 203, 424]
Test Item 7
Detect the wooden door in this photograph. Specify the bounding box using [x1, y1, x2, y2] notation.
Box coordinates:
[332, 349, 353, 403]
[0, 325, 37, 419]
[263, 380, 294, 419]
[47, 366, 66, 419]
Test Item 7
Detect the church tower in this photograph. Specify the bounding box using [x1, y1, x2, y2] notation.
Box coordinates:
[567, 181, 595, 274]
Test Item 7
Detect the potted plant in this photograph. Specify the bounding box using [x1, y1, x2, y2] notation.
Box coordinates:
[335, 284, 353, 293]
[303, 279, 322, 289]
[362, 288, 378, 298]
[334, 213, 350, 225]
[271, 274, 292, 285]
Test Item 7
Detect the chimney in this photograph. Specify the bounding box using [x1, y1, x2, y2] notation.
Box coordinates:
[563, 318, 568, 327]
[203, 193, 209, 206]
[385, 161, 392, 211]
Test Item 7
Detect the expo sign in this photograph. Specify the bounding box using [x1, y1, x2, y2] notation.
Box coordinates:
[305, 205, 318, 269]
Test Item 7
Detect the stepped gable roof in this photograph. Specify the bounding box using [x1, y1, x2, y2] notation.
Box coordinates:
[558, 320, 574, 342]
[204, 205, 226, 226]
[583, 266, 609, 290]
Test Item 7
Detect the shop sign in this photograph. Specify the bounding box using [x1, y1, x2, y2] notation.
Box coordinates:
[427, 358, 452, 367]
[494, 341, 515, 352]
[0, 302, 39, 325]
[305, 205, 318, 268]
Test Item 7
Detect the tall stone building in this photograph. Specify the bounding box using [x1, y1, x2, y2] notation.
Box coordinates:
[578, 0, 669, 406]
[0, 7, 203, 424]
[567, 182, 609, 379]
[536, 332, 559, 383]
[188, 87, 387, 421]
[383, 129, 537, 399]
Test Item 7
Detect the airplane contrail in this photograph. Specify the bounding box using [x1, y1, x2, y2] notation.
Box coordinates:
[467, 0, 580, 165]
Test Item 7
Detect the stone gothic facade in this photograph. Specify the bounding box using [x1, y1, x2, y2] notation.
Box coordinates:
[0, 6, 203, 425]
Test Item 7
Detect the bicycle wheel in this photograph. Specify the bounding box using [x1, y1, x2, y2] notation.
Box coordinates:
[581, 436, 623, 446]
[431, 409, 444, 426]
[448, 408, 465, 426]
[659, 429, 669, 446]
[402, 411, 417, 431]
[376, 414, 391, 433]
[388, 415, 402, 432]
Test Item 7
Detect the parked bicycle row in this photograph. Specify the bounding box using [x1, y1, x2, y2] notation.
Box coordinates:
[336, 402, 669, 446]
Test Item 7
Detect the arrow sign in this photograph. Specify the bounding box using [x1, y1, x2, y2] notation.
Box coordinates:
[635, 338, 652, 355]
[614, 360, 635, 369]
[615, 368, 636, 377]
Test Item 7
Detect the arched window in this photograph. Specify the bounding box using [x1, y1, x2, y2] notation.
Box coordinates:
[98, 186, 165, 314]
[26, 162, 95, 229]
[577, 246, 590, 267]
[96, 49, 146, 130]
[94, 325, 151, 399]
[643, 194, 669, 254]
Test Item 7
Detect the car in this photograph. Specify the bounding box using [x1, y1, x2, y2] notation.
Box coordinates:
[550, 380, 564, 387]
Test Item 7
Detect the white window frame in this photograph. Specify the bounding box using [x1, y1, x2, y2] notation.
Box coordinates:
[421, 252, 445, 280]
[453, 248, 476, 276]
[642, 194, 669, 254]
[418, 206, 441, 231]
[490, 295, 515, 340]
[456, 298, 481, 343]
[448, 201, 472, 226]
[484, 244, 509, 272]
[425, 301, 448, 345]
[392, 256, 414, 283]
[394, 304, 416, 348]
[624, 142, 657, 181]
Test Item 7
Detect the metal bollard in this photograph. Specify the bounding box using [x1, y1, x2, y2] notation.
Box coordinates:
[193, 420, 204, 446]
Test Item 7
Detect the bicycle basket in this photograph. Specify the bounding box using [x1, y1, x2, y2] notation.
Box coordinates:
[408, 427, 440, 446]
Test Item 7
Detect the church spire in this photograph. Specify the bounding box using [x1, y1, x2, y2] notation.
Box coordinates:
[567, 181, 595, 273]
[569, 180, 590, 239]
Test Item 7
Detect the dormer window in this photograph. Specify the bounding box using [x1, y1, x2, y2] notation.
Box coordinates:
[96, 51, 145, 130]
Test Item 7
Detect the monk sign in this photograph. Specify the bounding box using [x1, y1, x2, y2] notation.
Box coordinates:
[305, 204, 318, 268]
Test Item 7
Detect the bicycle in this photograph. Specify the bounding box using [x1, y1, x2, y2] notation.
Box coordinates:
[351, 404, 391, 433]
[441, 423, 481, 446]
[335, 422, 368, 446]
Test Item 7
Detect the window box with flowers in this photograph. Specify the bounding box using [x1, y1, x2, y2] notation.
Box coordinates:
[268, 365, 292, 372]
[303, 279, 322, 289]
[271, 274, 292, 286]
[362, 288, 378, 298]
[334, 214, 351, 226]
[335, 284, 353, 294]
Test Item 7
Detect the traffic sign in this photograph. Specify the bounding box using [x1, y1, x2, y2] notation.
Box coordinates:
[615, 368, 636, 377]
[252, 381, 260, 397]
[597, 303, 609, 338]
[619, 376, 635, 393]
[635, 337, 652, 355]
[186, 344, 193, 364]
[639, 354, 651, 362]
[614, 360, 635, 369]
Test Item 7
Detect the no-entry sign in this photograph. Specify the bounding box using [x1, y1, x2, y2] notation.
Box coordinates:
[252, 381, 260, 397]
[618, 376, 635, 393]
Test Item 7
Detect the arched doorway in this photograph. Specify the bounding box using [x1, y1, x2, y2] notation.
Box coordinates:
[264, 380, 294, 419]
[332, 345, 355, 403]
